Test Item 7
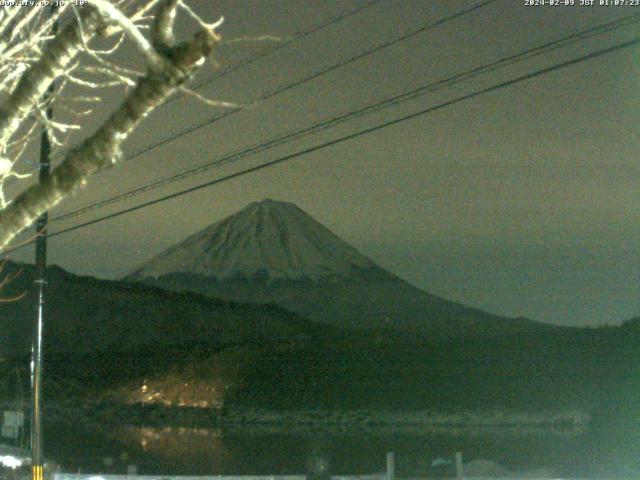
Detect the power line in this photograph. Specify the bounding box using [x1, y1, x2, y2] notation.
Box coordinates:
[173, 0, 388, 101]
[1, 35, 632, 256]
[52, 0, 500, 220]
[51, 13, 640, 223]
[71, 0, 499, 176]
[41, 0, 388, 166]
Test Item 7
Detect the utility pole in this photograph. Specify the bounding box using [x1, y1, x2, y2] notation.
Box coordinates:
[31, 6, 57, 480]
[31, 95, 51, 480]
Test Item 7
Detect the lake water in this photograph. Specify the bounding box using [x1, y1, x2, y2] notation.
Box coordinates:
[42, 418, 640, 479]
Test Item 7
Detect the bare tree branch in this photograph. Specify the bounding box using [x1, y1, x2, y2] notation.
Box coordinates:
[91, 0, 164, 69]
[0, 3, 221, 249]
[152, 0, 179, 49]
[0, 7, 107, 153]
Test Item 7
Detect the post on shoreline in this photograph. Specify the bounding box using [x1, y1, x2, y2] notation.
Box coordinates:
[386, 452, 395, 480]
[455, 451, 463, 479]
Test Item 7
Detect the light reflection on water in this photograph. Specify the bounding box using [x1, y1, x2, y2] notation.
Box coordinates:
[46, 421, 614, 478]
[123, 426, 228, 463]
[108, 426, 234, 476]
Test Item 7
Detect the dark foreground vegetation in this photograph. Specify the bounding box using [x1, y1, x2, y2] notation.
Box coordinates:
[0, 317, 634, 416]
[0, 261, 638, 477]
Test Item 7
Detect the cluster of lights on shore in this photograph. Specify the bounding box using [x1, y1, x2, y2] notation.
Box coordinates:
[133, 381, 225, 409]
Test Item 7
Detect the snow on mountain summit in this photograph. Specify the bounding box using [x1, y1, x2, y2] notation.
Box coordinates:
[131, 199, 376, 281]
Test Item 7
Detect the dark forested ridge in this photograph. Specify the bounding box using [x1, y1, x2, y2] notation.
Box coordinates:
[0, 261, 333, 358]
[0, 260, 637, 420]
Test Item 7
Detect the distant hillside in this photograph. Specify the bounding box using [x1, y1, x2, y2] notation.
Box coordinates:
[0, 262, 636, 421]
[233, 325, 640, 412]
[0, 260, 332, 358]
[64, 321, 640, 416]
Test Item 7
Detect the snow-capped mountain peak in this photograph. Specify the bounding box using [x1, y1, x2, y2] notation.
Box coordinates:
[130, 199, 375, 281]
[128, 199, 557, 335]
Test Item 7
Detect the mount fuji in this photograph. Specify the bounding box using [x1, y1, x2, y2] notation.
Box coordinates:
[127, 199, 556, 336]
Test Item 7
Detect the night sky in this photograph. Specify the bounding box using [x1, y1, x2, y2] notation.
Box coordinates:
[6, 0, 640, 327]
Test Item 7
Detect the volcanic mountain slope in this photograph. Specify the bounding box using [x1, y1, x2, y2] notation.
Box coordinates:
[128, 199, 559, 336]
